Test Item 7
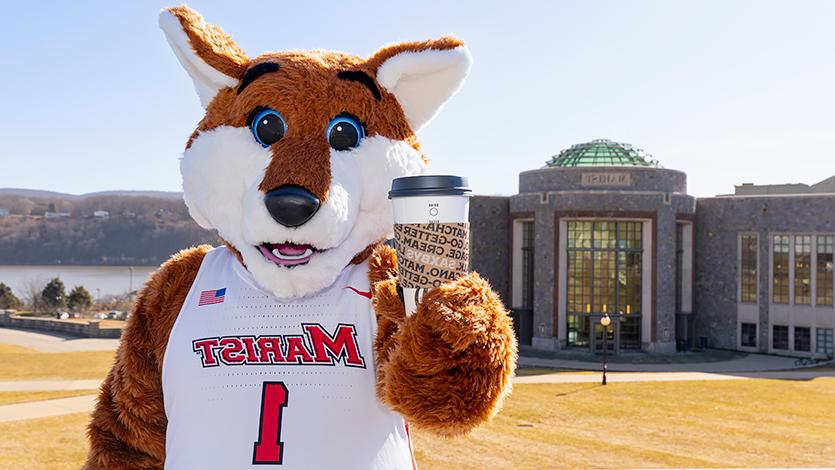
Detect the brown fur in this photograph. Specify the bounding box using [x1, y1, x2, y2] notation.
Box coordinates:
[365, 36, 465, 71]
[84, 245, 211, 469]
[196, 49, 419, 202]
[167, 5, 248, 80]
[175, 5, 458, 197]
[369, 245, 517, 436]
[86, 6, 516, 466]
[85, 244, 516, 466]
[349, 240, 384, 265]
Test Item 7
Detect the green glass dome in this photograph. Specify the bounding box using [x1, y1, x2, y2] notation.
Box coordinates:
[546, 139, 659, 168]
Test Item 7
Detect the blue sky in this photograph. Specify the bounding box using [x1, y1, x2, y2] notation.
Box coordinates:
[1, 0, 833, 197]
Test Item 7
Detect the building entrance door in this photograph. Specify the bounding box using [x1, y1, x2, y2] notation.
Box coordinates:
[592, 315, 618, 354]
[565, 221, 644, 352]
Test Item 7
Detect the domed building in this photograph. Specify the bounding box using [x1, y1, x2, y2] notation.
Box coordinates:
[467, 139, 835, 357]
[511, 139, 695, 354]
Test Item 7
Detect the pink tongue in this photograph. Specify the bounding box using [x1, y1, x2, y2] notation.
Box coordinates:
[275, 243, 310, 256]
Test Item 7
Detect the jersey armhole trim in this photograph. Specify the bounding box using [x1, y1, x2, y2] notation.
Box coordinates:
[161, 246, 221, 415]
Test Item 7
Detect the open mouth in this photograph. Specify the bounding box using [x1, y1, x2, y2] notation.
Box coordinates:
[257, 242, 318, 267]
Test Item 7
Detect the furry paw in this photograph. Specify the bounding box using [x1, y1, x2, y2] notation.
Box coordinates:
[375, 272, 517, 436]
[375, 272, 509, 354]
[371, 276, 407, 325]
[417, 272, 507, 352]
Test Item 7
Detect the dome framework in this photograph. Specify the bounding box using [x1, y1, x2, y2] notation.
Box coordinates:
[546, 139, 659, 168]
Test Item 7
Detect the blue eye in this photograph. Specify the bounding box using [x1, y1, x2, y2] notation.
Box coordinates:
[249, 107, 286, 147]
[327, 114, 364, 151]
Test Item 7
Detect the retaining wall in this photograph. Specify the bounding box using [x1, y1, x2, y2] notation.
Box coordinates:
[0, 312, 122, 338]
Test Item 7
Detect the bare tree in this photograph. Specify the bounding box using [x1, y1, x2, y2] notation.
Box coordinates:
[96, 293, 135, 314]
[20, 276, 48, 312]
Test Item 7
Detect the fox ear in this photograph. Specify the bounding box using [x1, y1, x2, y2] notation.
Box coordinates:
[368, 37, 472, 133]
[159, 6, 249, 107]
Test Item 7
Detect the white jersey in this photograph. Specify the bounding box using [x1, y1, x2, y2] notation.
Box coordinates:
[162, 247, 416, 469]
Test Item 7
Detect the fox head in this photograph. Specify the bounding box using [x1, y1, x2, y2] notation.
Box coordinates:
[159, 6, 471, 298]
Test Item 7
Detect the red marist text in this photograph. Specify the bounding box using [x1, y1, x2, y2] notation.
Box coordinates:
[191, 323, 366, 369]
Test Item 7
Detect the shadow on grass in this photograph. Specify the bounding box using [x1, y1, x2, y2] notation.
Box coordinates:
[554, 383, 601, 398]
[515, 367, 585, 377]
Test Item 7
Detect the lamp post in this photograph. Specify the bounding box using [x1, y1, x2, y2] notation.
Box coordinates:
[600, 313, 611, 385]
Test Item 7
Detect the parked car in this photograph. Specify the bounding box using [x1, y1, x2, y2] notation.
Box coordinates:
[106, 311, 127, 320]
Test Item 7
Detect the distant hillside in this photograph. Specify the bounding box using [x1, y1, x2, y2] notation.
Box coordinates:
[0, 190, 216, 265]
[0, 188, 183, 200]
[0, 188, 75, 199]
[87, 190, 183, 199]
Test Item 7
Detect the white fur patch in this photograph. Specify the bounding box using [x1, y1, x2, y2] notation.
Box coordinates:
[159, 11, 238, 108]
[181, 129, 426, 299]
[180, 127, 271, 242]
[376, 46, 472, 132]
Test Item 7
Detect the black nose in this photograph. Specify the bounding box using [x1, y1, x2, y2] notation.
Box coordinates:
[264, 185, 320, 227]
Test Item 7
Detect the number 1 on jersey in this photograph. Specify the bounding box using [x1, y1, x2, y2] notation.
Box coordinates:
[252, 382, 289, 465]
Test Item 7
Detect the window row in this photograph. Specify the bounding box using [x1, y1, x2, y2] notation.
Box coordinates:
[741, 234, 834, 306]
[773, 234, 833, 305]
[742, 323, 834, 355]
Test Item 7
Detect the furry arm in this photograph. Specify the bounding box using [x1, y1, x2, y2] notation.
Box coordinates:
[369, 245, 517, 436]
[84, 246, 211, 470]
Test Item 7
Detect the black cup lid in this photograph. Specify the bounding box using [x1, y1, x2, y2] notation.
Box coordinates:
[389, 175, 472, 198]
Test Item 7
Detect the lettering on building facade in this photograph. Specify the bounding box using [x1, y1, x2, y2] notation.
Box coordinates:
[581, 172, 632, 187]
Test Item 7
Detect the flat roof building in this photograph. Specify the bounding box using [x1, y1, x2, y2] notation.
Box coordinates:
[469, 139, 834, 358]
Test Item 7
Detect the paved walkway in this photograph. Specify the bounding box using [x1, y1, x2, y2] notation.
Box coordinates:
[0, 379, 103, 392]
[518, 351, 809, 372]
[515, 369, 835, 384]
[0, 327, 119, 353]
[0, 395, 96, 422]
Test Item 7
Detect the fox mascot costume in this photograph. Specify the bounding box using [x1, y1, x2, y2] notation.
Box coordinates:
[84, 5, 516, 469]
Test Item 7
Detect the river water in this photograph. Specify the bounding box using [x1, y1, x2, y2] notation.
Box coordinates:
[0, 265, 158, 299]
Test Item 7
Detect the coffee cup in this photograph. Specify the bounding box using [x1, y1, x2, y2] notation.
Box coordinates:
[388, 175, 472, 316]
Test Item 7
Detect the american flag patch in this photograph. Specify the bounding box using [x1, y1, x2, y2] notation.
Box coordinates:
[198, 288, 226, 306]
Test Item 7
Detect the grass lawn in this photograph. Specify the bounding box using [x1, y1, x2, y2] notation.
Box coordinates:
[55, 319, 125, 329]
[2, 379, 834, 469]
[412, 378, 835, 469]
[98, 319, 126, 329]
[0, 344, 115, 381]
[0, 390, 97, 406]
[0, 412, 91, 470]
